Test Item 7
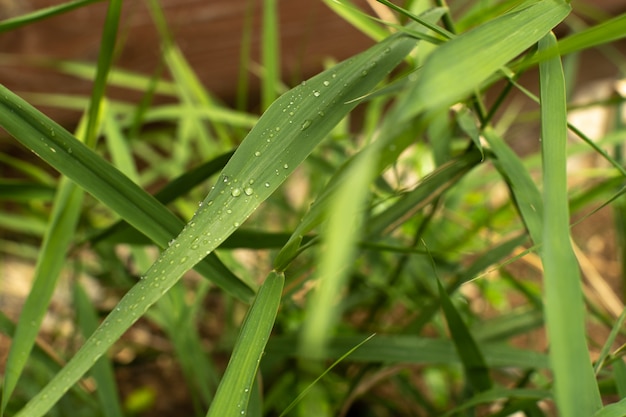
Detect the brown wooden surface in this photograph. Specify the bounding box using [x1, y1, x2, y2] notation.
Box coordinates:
[0, 0, 624, 127]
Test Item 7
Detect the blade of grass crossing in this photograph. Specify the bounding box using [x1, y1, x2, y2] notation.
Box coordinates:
[0, 86, 255, 301]
[1, 0, 121, 410]
[205, 272, 284, 417]
[300, 146, 376, 358]
[73, 283, 124, 417]
[437, 280, 492, 393]
[538, 32, 602, 415]
[11, 24, 419, 417]
[402, 0, 570, 117]
[84, 0, 121, 148]
[0, 178, 84, 416]
[0, 0, 103, 32]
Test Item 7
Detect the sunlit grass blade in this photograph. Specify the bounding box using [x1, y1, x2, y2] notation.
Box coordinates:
[322, 0, 389, 41]
[206, 272, 284, 417]
[300, 146, 375, 358]
[538, 32, 602, 415]
[402, 0, 570, 116]
[10, 23, 419, 417]
[0, 0, 102, 32]
[437, 280, 492, 393]
[73, 283, 124, 417]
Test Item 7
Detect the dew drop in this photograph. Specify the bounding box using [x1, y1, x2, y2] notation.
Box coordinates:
[264, 182, 270, 187]
[254, 151, 261, 157]
[301, 119, 312, 130]
[323, 80, 330, 86]
[180, 256, 188, 264]
[283, 164, 289, 169]
[361, 70, 368, 77]
[233, 222, 240, 227]
[223, 175, 230, 183]
[244, 187, 253, 196]
[275, 127, 280, 132]
[232, 188, 242, 197]
[313, 90, 320, 97]
[49, 147, 56, 153]
[191, 244, 199, 250]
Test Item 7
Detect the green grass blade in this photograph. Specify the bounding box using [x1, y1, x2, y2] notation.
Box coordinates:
[437, 280, 493, 393]
[322, 0, 390, 41]
[0, 86, 254, 301]
[300, 146, 375, 357]
[73, 283, 124, 417]
[0, 0, 103, 32]
[441, 388, 550, 417]
[482, 128, 543, 245]
[0, 179, 83, 415]
[1, 0, 121, 409]
[84, 0, 121, 148]
[278, 334, 375, 417]
[206, 272, 284, 417]
[10, 24, 419, 417]
[538, 32, 602, 415]
[592, 399, 626, 417]
[403, 0, 570, 115]
[267, 335, 549, 369]
[261, 0, 280, 111]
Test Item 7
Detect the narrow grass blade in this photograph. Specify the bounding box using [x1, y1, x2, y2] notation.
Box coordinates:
[523, 13, 626, 68]
[300, 145, 375, 358]
[403, 0, 570, 115]
[0, 86, 254, 301]
[437, 280, 492, 393]
[0, 0, 103, 32]
[539, 32, 602, 415]
[0, 179, 83, 415]
[1, 0, 121, 409]
[613, 358, 626, 398]
[482, 128, 543, 245]
[366, 149, 482, 237]
[267, 335, 549, 369]
[84, 0, 121, 148]
[322, 0, 390, 41]
[441, 388, 550, 417]
[206, 272, 284, 417]
[279, 334, 375, 417]
[594, 308, 626, 374]
[11, 24, 419, 417]
[261, 0, 280, 111]
[73, 283, 124, 417]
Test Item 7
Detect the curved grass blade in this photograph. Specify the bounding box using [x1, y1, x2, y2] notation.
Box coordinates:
[403, 0, 570, 116]
[0, 0, 103, 33]
[11, 23, 419, 417]
[205, 272, 283, 417]
[538, 32, 602, 415]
